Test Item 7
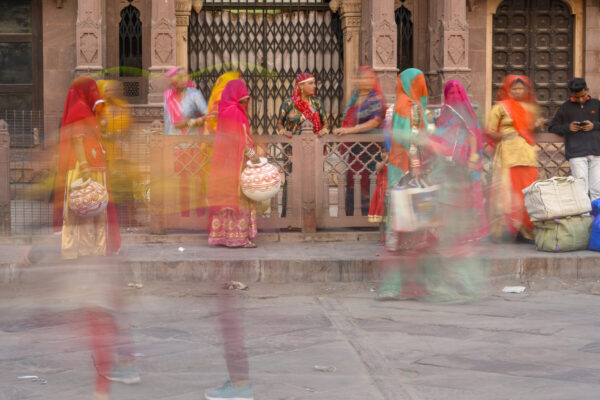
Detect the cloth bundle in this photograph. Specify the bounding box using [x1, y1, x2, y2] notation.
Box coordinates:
[523, 176, 592, 252]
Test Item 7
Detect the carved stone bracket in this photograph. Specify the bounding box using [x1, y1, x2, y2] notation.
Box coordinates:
[427, 0, 471, 101]
[76, 0, 104, 75]
[148, 0, 176, 103]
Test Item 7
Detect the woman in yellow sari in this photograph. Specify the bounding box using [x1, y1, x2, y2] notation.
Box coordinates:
[96, 80, 137, 225]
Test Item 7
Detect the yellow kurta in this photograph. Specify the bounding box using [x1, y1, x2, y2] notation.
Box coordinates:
[486, 103, 538, 168]
[486, 102, 539, 240]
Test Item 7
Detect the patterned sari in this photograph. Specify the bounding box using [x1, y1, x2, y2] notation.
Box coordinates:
[430, 80, 489, 242]
[341, 66, 386, 215]
[277, 73, 327, 134]
[207, 80, 257, 247]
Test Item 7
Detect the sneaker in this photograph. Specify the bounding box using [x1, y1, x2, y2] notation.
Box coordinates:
[204, 380, 254, 400]
[93, 358, 141, 385]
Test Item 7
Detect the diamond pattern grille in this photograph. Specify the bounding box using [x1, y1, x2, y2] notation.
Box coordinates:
[188, 1, 343, 135]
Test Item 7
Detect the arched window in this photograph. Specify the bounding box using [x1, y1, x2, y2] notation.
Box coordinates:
[395, 3, 413, 72]
[119, 1, 142, 76]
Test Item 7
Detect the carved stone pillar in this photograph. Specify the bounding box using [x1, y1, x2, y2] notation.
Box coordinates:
[298, 120, 316, 233]
[331, 0, 362, 104]
[426, 0, 471, 103]
[148, 0, 177, 104]
[75, 0, 105, 76]
[363, 0, 398, 100]
[175, 0, 193, 69]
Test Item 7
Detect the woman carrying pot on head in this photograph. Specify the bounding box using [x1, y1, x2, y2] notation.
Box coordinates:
[207, 79, 261, 248]
[334, 66, 386, 215]
[486, 75, 544, 243]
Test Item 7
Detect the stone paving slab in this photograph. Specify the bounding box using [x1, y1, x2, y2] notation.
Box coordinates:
[1, 282, 600, 399]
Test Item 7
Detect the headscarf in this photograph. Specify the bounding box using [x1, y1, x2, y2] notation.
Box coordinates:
[496, 75, 537, 145]
[292, 72, 322, 133]
[341, 66, 386, 128]
[388, 68, 428, 188]
[205, 71, 242, 134]
[52, 77, 121, 252]
[433, 80, 483, 163]
[97, 79, 131, 134]
[207, 79, 254, 214]
[163, 67, 196, 134]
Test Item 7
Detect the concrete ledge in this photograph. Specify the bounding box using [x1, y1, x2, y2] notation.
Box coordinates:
[0, 231, 380, 246]
[2, 241, 600, 284]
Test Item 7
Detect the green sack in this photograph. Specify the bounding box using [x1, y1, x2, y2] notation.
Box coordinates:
[534, 215, 592, 252]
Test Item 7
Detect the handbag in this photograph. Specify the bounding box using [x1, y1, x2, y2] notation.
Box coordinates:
[523, 176, 591, 222]
[534, 215, 592, 252]
[390, 173, 440, 232]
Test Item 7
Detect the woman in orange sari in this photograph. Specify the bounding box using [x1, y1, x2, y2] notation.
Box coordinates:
[53, 77, 121, 259]
[487, 75, 543, 242]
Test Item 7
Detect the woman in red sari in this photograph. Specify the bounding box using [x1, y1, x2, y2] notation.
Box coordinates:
[487, 75, 543, 242]
[207, 79, 261, 248]
[53, 77, 121, 259]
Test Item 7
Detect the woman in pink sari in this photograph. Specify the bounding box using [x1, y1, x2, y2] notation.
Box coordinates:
[429, 79, 489, 242]
[207, 79, 261, 248]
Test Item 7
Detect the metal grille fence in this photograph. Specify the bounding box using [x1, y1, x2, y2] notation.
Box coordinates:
[188, 0, 344, 135]
[0, 113, 572, 236]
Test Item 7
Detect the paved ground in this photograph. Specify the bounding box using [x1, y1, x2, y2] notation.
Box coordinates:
[2, 276, 600, 400]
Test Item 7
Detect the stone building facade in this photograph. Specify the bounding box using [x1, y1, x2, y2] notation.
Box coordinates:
[1, 0, 599, 145]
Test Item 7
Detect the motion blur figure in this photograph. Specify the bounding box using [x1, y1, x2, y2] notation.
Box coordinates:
[48, 77, 138, 400]
[204, 79, 258, 399]
[422, 80, 490, 301]
[163, 67, 209, 217]
[486, 75, 542, 243]
[53, 77, 121, 259]
[96, 80, 139, 226]
[379, 72, 488, 302]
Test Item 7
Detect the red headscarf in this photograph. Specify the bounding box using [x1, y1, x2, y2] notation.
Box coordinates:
[207, 79, 254, 214]
[292, 72, 322, 133]
[52, 77, 121, 253]
[496, 75, 537, 145]
[164, 67, 196, 134]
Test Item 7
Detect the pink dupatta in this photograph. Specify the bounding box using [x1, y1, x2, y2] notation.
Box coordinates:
[207, 79, 254, 214]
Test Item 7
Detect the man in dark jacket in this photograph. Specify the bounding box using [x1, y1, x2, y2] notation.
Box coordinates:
[549, 77, 600, 200]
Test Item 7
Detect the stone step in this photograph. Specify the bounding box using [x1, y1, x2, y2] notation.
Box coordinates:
[1, 241, 600, 285]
